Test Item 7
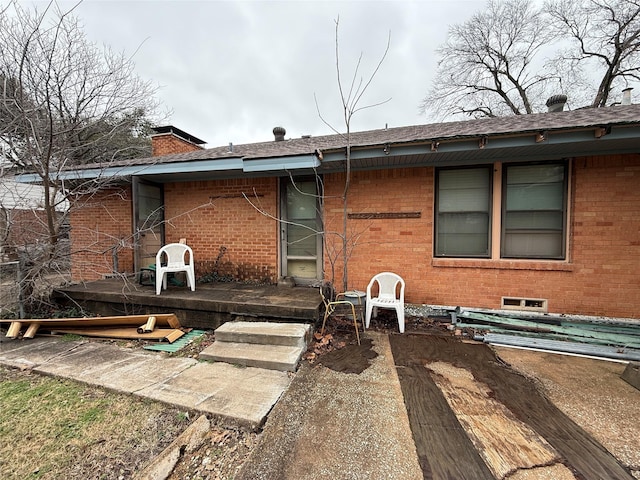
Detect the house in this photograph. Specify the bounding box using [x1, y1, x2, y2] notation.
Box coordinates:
[0, 177, 68, 260]
[24, 102, 640, 320]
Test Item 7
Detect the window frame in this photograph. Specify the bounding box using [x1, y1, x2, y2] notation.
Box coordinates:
[500, 161, 568, 260]
[434, 165, 493, 258]
[434, 160, 569, 261]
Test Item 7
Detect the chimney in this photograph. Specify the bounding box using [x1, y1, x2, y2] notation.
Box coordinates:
[546, 94, 568, 112]
[273, 126, 286, 142]
[622, 87, 633, 105]
[151, 126, 206, 156]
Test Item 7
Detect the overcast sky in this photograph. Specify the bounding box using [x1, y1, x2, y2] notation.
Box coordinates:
[44, 1, 489, 147]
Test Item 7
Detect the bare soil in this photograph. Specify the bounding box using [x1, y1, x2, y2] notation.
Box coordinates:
[2, 313, 638, 479]
[390, 333, 636, 479]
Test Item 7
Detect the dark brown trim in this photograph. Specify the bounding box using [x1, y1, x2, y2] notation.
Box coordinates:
[348, 212, 421, 220]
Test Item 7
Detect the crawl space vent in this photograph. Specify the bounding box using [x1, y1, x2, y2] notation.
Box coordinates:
[501, 297, 548, 313]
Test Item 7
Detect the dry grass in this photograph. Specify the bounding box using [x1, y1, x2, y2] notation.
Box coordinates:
[0, 366, 190, 479]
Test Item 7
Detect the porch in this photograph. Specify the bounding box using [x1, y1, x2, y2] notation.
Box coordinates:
[53, 278, 322, 329]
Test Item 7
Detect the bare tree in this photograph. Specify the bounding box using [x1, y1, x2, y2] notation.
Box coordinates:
[421, 0, 640, 119]
[241, 19, 390, 294]
[421, 0, 556, 118]
[546, 0, 640, 108]
[315, 17, 391, 292]
[0, 1, 159, 315]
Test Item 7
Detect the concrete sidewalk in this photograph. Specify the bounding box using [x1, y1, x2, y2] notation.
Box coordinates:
[236, 332, 423, 480]
[0, 336, 290, 430]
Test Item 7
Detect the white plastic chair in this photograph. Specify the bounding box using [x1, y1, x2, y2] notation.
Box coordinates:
[155, 243, 196, 295]
[365, 272, 405, 333]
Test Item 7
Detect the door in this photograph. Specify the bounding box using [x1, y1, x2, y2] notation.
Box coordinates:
[280, 176, 322, 284]
[133, 178, 164, 271]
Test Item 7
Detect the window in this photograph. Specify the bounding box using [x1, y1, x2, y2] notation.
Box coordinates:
[502, 163, 567, 259]
[435, 161, 568, 260]
[435, 167, 491, 257]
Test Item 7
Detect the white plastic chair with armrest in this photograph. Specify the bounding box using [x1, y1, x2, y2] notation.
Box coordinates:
[365, 272, 405, 333]
[155, 243, 196, 295]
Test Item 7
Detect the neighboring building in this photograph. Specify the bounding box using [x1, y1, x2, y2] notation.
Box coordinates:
[0, 177, 68, 258]
[20, 104, 640, 320]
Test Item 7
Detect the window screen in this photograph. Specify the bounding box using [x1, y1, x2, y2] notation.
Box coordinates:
[436, 167, 491, 257]
[502, 163, 566, 259]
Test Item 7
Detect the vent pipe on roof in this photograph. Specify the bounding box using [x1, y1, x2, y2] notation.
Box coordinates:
[273, 126, 286, 142]
[546, 94, 568, 112]
[622, 87, 633, 105]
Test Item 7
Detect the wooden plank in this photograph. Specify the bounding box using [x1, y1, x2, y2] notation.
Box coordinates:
[164, 329, 185, 343]
[560, 322, 640, 336]
[23, 323, 40, 339]
[50, 327, 185, 343]
[389, 336, 496, 480]
[459, 323, 640, 349]
[6, 321, 22, 338]
[1, 314, 180, 329]
[427, 361, 559, 479]
[458, 312, 640, 347]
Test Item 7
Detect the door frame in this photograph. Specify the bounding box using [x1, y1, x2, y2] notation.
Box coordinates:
[279, 175, 323, 285]
[132, 177, 165, 272]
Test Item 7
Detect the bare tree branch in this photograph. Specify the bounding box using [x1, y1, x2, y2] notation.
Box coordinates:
[0, 1, 160, 315]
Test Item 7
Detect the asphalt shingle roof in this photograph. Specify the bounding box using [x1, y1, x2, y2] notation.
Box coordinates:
[120, 104, 640, 167]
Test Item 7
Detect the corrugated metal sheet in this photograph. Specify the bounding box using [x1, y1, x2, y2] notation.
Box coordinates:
[479, 333, 640, 362]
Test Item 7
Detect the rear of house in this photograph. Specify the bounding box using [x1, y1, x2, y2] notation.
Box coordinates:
[62, 105, 640, 320]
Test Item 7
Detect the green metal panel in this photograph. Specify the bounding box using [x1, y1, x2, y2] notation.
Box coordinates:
[143, 329, 207, 353]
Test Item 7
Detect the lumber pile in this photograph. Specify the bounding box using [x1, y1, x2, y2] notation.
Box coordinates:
[3, 314, 186, 343]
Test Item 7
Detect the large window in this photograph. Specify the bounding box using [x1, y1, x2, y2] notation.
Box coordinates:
[435, 161, 568, 260]
[502, 163, 567, 259]
[435, 167, 491, 257]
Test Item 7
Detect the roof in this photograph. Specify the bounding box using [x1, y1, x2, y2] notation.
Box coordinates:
[151, 125, 206, 145]
[17, 104, 640, 184]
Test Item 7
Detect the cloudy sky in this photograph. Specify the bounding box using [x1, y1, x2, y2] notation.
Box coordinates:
[43, 0, 490, 147]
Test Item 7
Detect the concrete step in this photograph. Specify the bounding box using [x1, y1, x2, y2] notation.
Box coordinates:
[199, 341, 306, 372]
[214, 321, 312, 347]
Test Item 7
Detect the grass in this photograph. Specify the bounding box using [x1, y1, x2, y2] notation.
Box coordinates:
[0, 367, 189, 479]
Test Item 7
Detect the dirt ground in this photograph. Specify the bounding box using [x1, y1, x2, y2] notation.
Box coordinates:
[2, 314, 638, 479]
[307, 317, 640, 480]
[496, 347, 640, 479]
[90, 317, 640, 479]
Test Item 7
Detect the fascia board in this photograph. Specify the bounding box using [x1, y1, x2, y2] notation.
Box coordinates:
[320, 125, 640, 164]
[242, 154, 320, 172]
[15, 158, 244, 183]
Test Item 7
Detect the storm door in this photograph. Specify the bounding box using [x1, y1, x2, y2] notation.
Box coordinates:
[280, 176, 322, 284]
[133, 178, 164, 271]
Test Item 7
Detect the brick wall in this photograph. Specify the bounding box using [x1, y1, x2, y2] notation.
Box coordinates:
[67, 152, 640, 319]
[4, 208, 53, 247]
[70, 186, 134, 280]
[163, 177, 278, 283]
[323, 168, 432, 299]
[325, 155, 640, 319]
[151, 133, 203, 156]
